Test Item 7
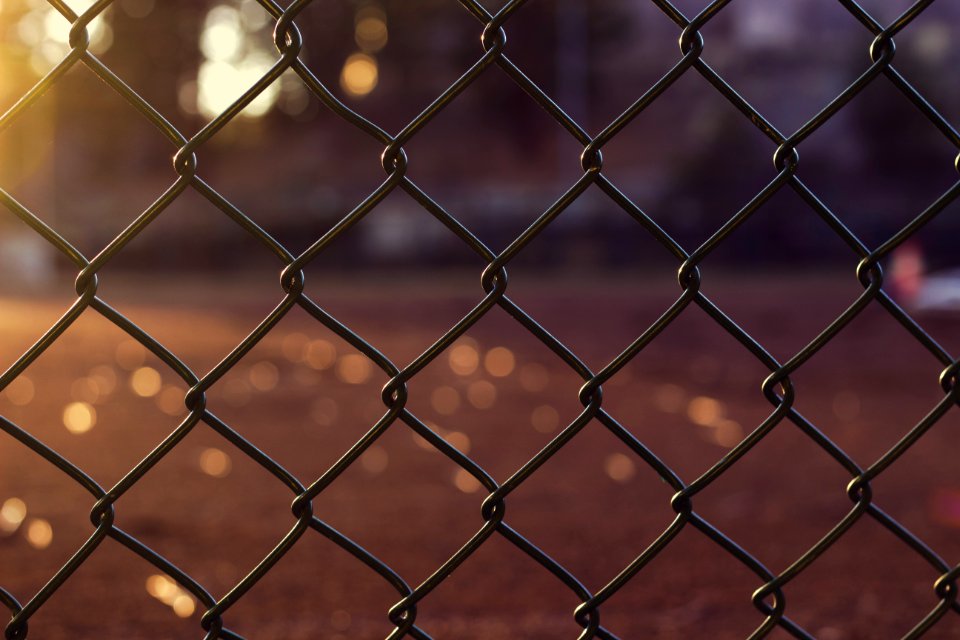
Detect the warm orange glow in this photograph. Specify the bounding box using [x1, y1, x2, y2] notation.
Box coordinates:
[453, 468, 482, 494]
[14, 1, 114, 74]
[197, 55, 278, 119]
[687, 396, 723, 427]
[305, 339, 337, 370]
[708, 419, 743, 448]
[604, 453, 635, 483]
[156, 385, 185, 416]
[340, 53, 378, 98]
[248, 361, 279, 392]
[360, 446, 388, 474]
[3, 376, 34, 406]
[444, 431, 471, 454]
[146, 575, 177, 603]
[172, 594, 195, 618]
[336, 354, 372, 384]
[430, 385, 460, 415]
[355, 6, 387, 53]
[26, 518, 53, 549]
[199, 448, 232, 478]
[146, 574, 195, 617]
[411, 424, 437, 451]
[63, 402, 96, 434]
[355, 17, 388, 52]
[448, 344, 479, 376]
[130, 366, 162, 397]
[483, 347, 515, 378]
[466, 380, 496, 409]
[0, 498, 27, 533]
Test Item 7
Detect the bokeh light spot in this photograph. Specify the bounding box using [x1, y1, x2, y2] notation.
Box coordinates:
[448, 344, 479, 376]
[604, 453, 635, 483]
[430, 385, 461, 415]
[199, 448, 232, 478]
[63, 402, 96, 434]
[4, 376, 34, 406]
[0, 498, 27, 533]
[305, 339, 337, 370]
[360, 446, 389, 474]
[466, 380, 496, 409]
[248, 361, 279, 392]
[340, 53, 378, 98]
[484, 347, 515, 378]
[453, 469, 482, 494]
[687, 396, 724, 427]
[26, 518, 53, 549]
[131, 366, 162, 397]
[336, 354, 372, 384]
[531, 405, 559, 433]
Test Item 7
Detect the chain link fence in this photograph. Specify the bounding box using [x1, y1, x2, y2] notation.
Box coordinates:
[1, 0, 959, 638]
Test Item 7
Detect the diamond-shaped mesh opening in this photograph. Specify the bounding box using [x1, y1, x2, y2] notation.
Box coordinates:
[504, 418, 677, 584]
[601, 303, 773, 481]
[692, 421, 855, 572]
[783, 516, 952, 639]
[2, 69, 176, 256]
[789, 302, 949, 462]
[0, 313, 189, 486]
[800, 80, 959, 247]
[599, 69, 776, 248]
[595, 525, 771, 639]
[401, 69, 585, 240]
[307, 423, 481, 583]
[869, 408, 960, 562]
[413, 533, 584, 639]
[220, 530, 408, 639]
[692, 188, 864, 356]
[115, 425, 301, 596]
[696, 0, 872, 135]
[17, 541, 204, 638]
[0, 444, 94, 599]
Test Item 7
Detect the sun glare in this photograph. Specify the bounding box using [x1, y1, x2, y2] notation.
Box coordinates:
[12, 0, 114, 74]
[200, 6, 243, 62]
[195, 3, 279, 120]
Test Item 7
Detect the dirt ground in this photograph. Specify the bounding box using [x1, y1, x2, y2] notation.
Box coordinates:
[0, 273, 958, 640]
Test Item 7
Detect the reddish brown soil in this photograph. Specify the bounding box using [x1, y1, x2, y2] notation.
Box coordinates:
[0, 274, 958, 639]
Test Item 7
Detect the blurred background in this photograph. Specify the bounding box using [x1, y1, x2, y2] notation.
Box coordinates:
[1, 1, 960, 639]
[1, 0, 959, 276]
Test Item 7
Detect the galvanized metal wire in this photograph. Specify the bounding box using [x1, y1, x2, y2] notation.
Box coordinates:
[1, 0, 959, 638]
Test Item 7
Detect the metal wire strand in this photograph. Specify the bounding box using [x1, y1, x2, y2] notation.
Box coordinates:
[0, 0, 958, 638]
